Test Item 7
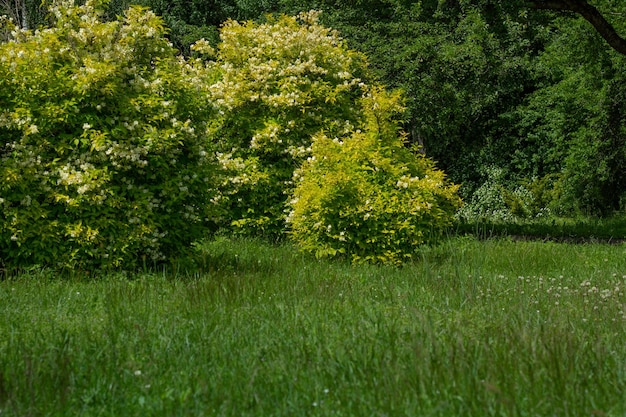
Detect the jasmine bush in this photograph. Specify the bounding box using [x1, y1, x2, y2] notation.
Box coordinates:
[206, 11, 368, 236]
[0, 0, 218, 270]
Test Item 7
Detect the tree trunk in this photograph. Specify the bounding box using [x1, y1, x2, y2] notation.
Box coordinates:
[20, 0, 28, 29]
[528, 0, 626, 55]
[0, 0, 26, 29]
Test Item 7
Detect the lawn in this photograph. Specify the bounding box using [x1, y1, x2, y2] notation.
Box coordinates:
[1, 236, 625, 416]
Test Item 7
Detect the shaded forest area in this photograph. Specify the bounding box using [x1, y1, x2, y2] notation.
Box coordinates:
[4, 0, 626, 218]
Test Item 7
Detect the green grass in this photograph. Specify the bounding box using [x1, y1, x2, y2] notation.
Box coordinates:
[1, 236, 625, 416]
[456, 214, 626, 242]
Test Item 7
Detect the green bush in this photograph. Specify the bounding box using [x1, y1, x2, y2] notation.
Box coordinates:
[455, 166, 516, 222]
[456, 167, 560, 222]
[206, 11, 368, 237]
[0, 0, 218, 270]
[287, 88, 462, 265]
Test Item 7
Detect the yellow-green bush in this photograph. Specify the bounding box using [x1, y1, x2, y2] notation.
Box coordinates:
[206, 11, 368, 236]
[287, 88, 462, 265]
[0, 0, 218, 270]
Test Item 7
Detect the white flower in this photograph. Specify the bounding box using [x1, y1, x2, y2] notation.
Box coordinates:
[191, 38, 215, 55]
[396, 179, 409, 188]
[83, 123, 91, 130]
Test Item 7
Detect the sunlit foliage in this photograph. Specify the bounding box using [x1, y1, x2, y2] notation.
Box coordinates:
[288, 88, 461, 264]
[0, 0, 218, 270]
[206, 11, 369, 236]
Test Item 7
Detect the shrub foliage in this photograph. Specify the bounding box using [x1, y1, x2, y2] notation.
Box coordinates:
[287, 88, 462, 265]
[0, 0, 217, 270]
[1, 2, 462, 269]
[207, 11, 368, 236]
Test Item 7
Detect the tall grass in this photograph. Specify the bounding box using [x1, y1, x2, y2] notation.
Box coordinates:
[456, 213, 626, 242]
[1, 237, 625, 416]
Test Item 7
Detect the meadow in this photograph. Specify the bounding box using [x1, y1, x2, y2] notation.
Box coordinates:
[0, 236, 625, 416]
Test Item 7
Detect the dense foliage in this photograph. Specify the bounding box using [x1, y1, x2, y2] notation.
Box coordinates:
[0, 0, 217, 270]
[206, 11, 369, 236]
[2, 0, 626, 269]
[514, 14, 626, 215]
[4, 0, 626, 216]
[319, 1, 626, 216]
[1, 0, 463, 268]
[288, 88, 461, 264]
[118, 0, 626, 217]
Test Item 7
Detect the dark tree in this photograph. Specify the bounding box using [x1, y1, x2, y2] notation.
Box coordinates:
[527, 0, 626, 55]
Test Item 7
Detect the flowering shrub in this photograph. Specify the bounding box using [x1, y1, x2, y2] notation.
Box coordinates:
[455, 167, 558, 222]
[0, 0, 218, 270]
[207, 11, 368, 236]
[455, 166, 515, 222]
[287, 88, 462, 265]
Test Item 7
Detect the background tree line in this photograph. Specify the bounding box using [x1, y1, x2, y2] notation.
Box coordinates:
[3, 0, 626, 217]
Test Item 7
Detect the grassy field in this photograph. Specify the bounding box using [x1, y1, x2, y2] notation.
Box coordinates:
[1, 236, 625, 416]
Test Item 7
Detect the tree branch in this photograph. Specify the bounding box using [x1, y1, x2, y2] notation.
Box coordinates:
[527, 0, 626, 55]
